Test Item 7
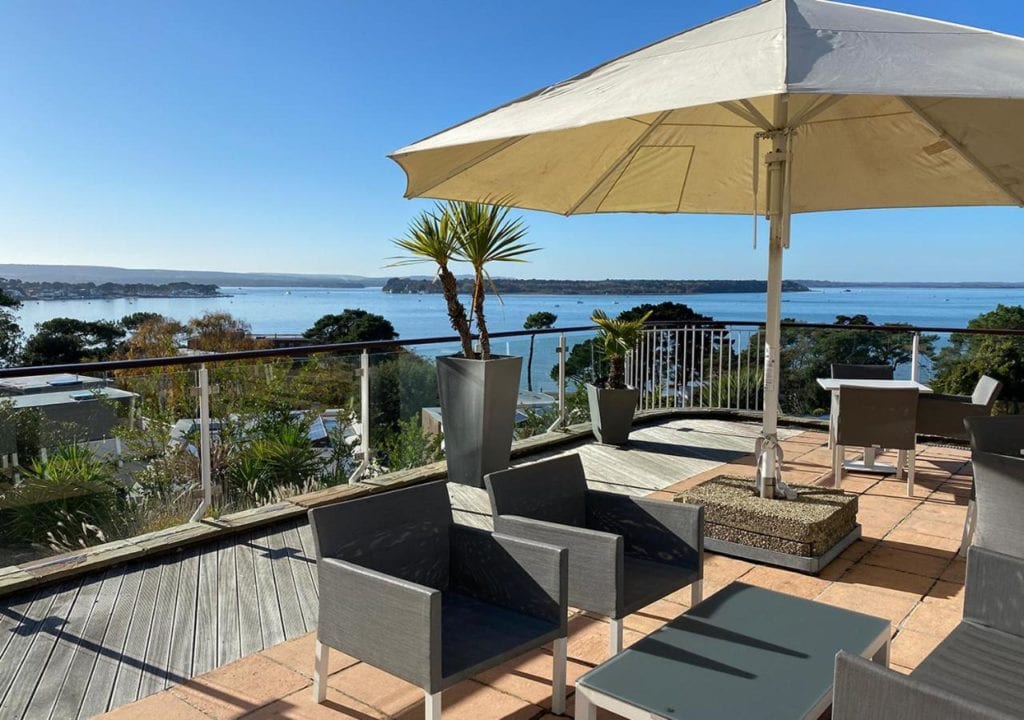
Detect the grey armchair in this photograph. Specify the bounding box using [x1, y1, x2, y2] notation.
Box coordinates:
[833, 386, 919, 495]
[833, 545, 1024, 720]
[916, 375, 1002, 442]
[964, 415, 1024, 556]
[830, 363, 894, 380]
[485, 453, 703, 655]
[308, 481, 569, 719]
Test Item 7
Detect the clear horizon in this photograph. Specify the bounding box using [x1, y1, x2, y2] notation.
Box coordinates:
[2, 0, 1023, 282]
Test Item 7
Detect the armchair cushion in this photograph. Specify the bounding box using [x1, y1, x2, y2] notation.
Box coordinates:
[622, 555, 701, 613]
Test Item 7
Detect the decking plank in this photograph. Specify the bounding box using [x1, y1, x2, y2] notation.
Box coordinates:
[281, 524, 317, 631]
[165, 548, 198, 687]
[295, 522, 319, 597]
[215, 538, 240, 667]
[108, 559, 161, 708]
[0, 585, 61, 714]
[79, 564, 144, 719]
[250, 528, 285, 648]
[193, 541, 218, 676]
[265, 524, 305, 639]
[1, 580, 82, 719]
[234, 534, 263, 658]
[47, 567, 124, 720]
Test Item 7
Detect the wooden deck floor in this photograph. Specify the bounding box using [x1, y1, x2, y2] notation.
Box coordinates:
[0, 418, 784, 719]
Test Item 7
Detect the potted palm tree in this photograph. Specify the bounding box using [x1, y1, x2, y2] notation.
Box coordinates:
[587, 309, 651, 445]
[391, 200, 537, 486]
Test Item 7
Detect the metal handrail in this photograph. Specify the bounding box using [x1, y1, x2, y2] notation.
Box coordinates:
[1, 318, 1021, 379]
[0, 325, 597, 378]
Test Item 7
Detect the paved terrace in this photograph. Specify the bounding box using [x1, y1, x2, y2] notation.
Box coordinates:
[0, 418, 971, 720]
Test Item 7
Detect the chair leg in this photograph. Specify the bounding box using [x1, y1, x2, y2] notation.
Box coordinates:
[609, 618, 624, 655]
[896, 450, 907, 479]
[690, 579, 704, 607]
[905, 448, 916, 497]
[959, 499, 977, 556]
[425, 690, 442, 720]
[313, 640, 328, 703]
[551, 637, 567, 715]
[832, 444, 845, 487]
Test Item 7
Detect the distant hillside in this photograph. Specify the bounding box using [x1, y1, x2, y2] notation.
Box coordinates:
[0, 264, 388, 288]
[1, 278, 219, 301]
[383, 278, 810, 295]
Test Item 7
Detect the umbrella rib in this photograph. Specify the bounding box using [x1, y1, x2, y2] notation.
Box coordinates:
[788, 94, 843, 127]
[719, 100, 772, 131]
[403, 135, 527, 198]
[564, 110, 672, 215]
[902, 98, 1024, 207]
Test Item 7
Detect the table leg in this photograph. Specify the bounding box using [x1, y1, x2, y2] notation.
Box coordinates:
[863, 446, 877, 469]
[872, 634, 891, 668]
[575, 687, 597, 720]
[828, 391, 837, 450]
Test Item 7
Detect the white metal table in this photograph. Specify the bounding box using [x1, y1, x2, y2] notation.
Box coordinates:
[816, 378, 932, 474]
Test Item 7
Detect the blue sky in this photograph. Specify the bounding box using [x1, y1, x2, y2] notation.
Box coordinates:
[1, 0, 1022, 282]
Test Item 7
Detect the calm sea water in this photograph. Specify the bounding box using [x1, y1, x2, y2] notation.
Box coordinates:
[14, 285, 1024, 390]
[16, 285, 1024, 337]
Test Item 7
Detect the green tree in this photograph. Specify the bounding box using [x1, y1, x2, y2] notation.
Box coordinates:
[931, 304, 1024, 413]
[370, 351, 439, 467]
[22, 318, 126, 365]
[120, 312, 166, 332]
[523, 311, 557, 391]
[303, 309, 398, 345]
[592, 309, 651, 389]
[380, 416, 442, 471]
[187, 312, 270, 352]
[0, 289, 23, 366]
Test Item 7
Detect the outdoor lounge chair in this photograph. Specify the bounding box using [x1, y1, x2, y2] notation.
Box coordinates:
[485, 453, 704, 655]
[963, 415, 1024, 556]
[834, 431, 1024, 719]
[916, 374, 1001, 442]
[307, 481, 569, 719]
[830, 363, 894, 380]
[832, 386, 918, 495]
[833, 544, 1024, 720]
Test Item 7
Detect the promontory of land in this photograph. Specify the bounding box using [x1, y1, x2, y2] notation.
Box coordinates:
[382, 278, 811, 295]
[0, 278, 222, 301]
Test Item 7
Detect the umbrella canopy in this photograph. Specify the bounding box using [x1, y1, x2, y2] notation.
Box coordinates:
[389, 0, 1024, 497]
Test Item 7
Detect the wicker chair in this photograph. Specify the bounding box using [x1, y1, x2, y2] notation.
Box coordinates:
[964, 415, 1024, 556]
[485, 453, 703, 655]
[916, 375, 1002, 442]
[308, 481, 569, 719]
[830, 363, 894, 380]
[832, 386, 919, 495]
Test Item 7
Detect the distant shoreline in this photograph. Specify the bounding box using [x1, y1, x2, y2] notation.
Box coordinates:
[798, 280, 1024, 289]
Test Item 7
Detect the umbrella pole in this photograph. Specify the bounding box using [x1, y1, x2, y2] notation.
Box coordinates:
[757, 100, 795, 500]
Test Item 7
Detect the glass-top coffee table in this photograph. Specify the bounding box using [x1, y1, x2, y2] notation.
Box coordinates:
[575, 582, 890, 720]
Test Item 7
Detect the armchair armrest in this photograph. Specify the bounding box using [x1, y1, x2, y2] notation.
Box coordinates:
[317, 557, 441, 690]
[833, 652, 1012, 720]
[916, 396, 986, 440]
[494, 514, 623, 618]
[449, 524, 567, 629]
[965, 546, 1024, 637]
[586, 491, 703, 573]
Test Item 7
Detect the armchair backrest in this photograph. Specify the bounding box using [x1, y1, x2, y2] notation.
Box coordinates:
[966, 415, 1024, 456]
[836, 386, 918, 450]
[969, 450, 1024, 559]
[971, 375, 1003, 408]
[485, 454, 587, 527]
[308, 481, 452, 589]
[830, 363, 894, 380]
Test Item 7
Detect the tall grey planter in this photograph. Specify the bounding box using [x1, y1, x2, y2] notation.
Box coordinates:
[587, 383, 639, 445]
[437, 354, 522, 487]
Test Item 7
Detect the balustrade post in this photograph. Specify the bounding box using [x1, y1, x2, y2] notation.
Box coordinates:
[547, 334, 568, 432]
[190, 364, 213, 522]
[911, 332, 921, 382]
[348, 349, 372, 483]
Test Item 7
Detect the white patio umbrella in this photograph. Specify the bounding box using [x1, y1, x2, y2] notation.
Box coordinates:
[389, 0, 1024, 499]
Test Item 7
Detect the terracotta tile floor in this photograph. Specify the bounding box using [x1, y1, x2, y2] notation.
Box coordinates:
[98, 432, 971, 719]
